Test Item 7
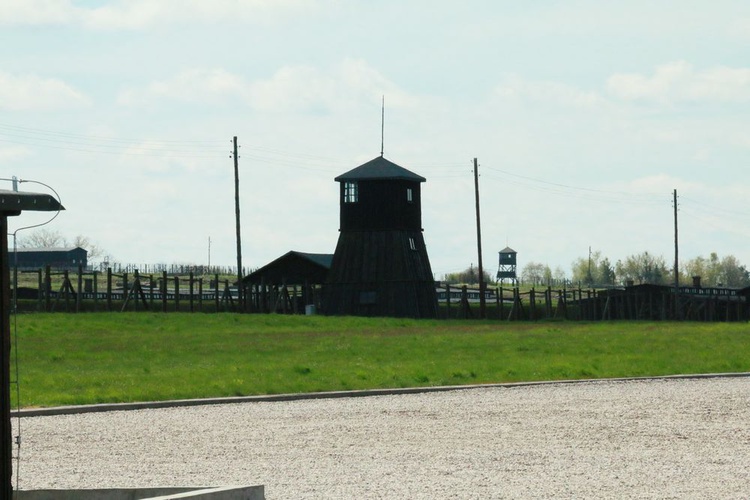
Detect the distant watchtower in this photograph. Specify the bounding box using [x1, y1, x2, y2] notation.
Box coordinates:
[496, 247, 517, 284]
[323, 156, 438, 318]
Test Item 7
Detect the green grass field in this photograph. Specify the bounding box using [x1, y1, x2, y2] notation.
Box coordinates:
[10, 313, 750, 408]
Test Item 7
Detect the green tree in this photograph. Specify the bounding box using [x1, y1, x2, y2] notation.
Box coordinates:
[615, 251, 669, 285]
[597, 257, 616, 285]
[571, 250, 614, 286]
[718, 255, 750, 287]
[521, 261, 547, 285]
[443, 264, 492, 285]
[683, 253, 750, 287]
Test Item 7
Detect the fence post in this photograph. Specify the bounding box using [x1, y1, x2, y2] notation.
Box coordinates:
[529, 288, 536, 320]
[509, 287, 520, 321]
[132, 270, 140, 312]
[44, 266, 51, 312]
[92, 270, 98, 312]
[225, 279, 235, 311]
[214, 273, 220, 312]
[76, 265, 83, 313]
[444, 282, 450, 318]
[189, 271, 194, 313]
[461, 285, 470, 319]
[198, 277, 203, 312]
[36, 269, 42, 312]
[260, 278, 266, 313]
[174, 275, 180, 312]
[62, 270, 71, 312]
[106, 268, 113, 312]
[161, 271, 168, 313]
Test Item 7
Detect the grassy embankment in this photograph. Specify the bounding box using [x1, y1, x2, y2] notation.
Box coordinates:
[11, 313, 750, 408]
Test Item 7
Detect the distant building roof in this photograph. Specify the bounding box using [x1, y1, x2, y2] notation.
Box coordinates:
[335, 156, 426, 182]
[11, 247, 86, 253]
[500, 246, 517, 254]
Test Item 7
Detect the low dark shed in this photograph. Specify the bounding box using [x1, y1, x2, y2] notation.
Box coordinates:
[243, 251, 333, 286]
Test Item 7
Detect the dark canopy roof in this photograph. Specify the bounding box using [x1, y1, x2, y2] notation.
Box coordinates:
[243, 251, 333, 286]
[334, 156, 426, 183]
[0, 190, 64, 215]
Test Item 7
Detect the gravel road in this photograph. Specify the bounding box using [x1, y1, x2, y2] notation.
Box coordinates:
[14, 376, 750, 498]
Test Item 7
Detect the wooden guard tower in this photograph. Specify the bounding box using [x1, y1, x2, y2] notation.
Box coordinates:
[496, 246, 517, 284]
[323, 156, 438, 318]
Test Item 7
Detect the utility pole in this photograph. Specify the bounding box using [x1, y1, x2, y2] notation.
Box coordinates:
[473, 158, 486, 319]
[673, 189, 680, 320]
[233, 137, 243, 309]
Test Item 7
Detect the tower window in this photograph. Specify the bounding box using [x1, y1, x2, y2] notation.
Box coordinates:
[406, 187, 413, 202]
[409, 237, 417, 250]
[344, 181, 358, 203]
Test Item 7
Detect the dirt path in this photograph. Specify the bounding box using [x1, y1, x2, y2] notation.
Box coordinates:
[15, 377, 750, 498]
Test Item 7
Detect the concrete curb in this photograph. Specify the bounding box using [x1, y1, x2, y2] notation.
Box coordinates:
[14, 372, 750, 418]
[15, 485, 265, 500]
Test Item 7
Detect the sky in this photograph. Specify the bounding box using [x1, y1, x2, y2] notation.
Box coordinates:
[1, 0, 749, 280]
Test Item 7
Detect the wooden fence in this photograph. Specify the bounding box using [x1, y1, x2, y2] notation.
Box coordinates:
[12, 267, 749, 321]
[439, 284, 583, 320]
[440, 283, 750, 322]
[13, 266, 241, 313]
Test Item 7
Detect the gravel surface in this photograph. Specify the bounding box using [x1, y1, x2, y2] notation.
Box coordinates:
[13, 377, 750, 499]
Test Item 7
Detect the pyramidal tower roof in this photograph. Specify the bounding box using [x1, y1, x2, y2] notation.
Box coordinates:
[335, 156, 426, 182]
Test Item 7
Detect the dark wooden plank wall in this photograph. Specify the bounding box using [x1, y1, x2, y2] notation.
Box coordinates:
[324, 229, 437, 318]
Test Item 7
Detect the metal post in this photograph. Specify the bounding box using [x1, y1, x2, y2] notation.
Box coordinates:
[0, 216, 12, 498]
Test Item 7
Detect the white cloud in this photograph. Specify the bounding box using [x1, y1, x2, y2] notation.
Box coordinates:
[0, 0, 316, 29]
[493, 74, 605, 109]
[117, 60, 421, 114]
[727, 17, 750, 41]
[0, 72, 90, 111]
[0, 145, 32, 162]
[247, 59, 418, 112]
[117, 68, 247, 107]
[607, 62, 750, 103]
[0, 0, 77, 25]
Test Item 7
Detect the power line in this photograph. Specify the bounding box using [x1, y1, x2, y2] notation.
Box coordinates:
[680, 195, 750, 219]
[0, 122, 225, 146]
[0, 137, 224, 158]
[2, 122, 747, 226]
[482, 164, 663, 203]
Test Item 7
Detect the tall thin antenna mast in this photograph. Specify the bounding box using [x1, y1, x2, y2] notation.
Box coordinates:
[380, 95, 385, 157]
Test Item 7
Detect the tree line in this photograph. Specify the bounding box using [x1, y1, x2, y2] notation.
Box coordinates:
[566, 250, 750, 288]
[444, 250, 750, 289]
